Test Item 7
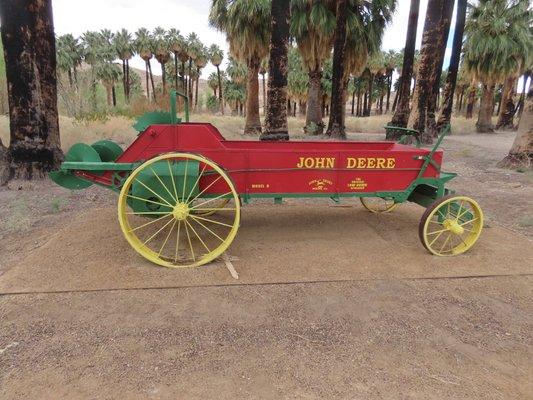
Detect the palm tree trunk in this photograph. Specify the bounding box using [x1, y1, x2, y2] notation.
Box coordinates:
[174, 54, 179, 90]
[465, 84, 476, 119]
[122, 60, 127, 99]
[516, 72, 531, 119]
[385, 71, 392, 113]
[126, 59, 130, 101]
[181, 61, 186, 93]
[366, 76, 374, 116]
[437, 0, 467, 131]
[498, 85, 532, 168]
[161, 62, 167, 95]
[305, 67, 324, 134]
[408, 0, 454, 143]
[188, 59, 193, 104]
[476, 82, 495, 133]
[261, 72, 267, 116]
[351, 86, 356, 116]
[262, 0, 290, 140]
[144, 61, 150, 100]
[148, 60, 156, 101]
[0, 0, 63, 182]
[195, 70, 199, 110]
[496, 75, 518, 130]
[244, 59, 262, 135]
[112, 85, 117, 107]
[389, 0, 420, 133]
[326, 0, 348, 138]
[216, 65, 224, 114]
[299, 100, 307, 117]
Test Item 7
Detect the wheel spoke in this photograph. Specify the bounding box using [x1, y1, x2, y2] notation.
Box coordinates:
[134, 178, 173, 207]
[174, 220, 181, 262]
[185, 219, 211, 254]
[426, 228, 448, 235]
[185, 164, 207, 204]
[455, 201, 464, 222]
[158, 219, 176, 257]
[429, 230, 445, 247]
[439, 233, 452, 253]
[460, 217, 478, 226]
[190, 192, 233, 210]
[190, 213, 234, 228]
[126, 211, 171, 215]
[193, 207, 237, 212]
[143, 217, 175, 246]
[183, 219, 196, 261]
[190, 216, 225, 242]
[150, 166, 176, 203]
[181, 159, 188, 200]
[127, 194, 170, 209]
[129, 213, 172, 232]
[187, 175, 222, 205]
[167, 160, 179, 201]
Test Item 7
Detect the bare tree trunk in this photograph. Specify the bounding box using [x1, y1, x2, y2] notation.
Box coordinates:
[299, 100, 307, 117]
[326, 0, 348, 139]
[305, 67, 324, 134]
[366, 76, 374, 116]
[244, 60, 262, 135]
[112, 85, 116, 107]
[465, 84, 476, 119]
[437, 0, 467, 131]
[476, 82, 495, 133]
[0, 0, 63, 182]
[125, 59, 130, 102]
[351, 82, 356, 116]
[496, 75, 518, 130]
[389, 0, 420, 133]
[262, 0, 290, 140]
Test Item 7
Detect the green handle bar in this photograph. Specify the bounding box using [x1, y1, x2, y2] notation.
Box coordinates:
[170, 90, 189, 123]
[415, 124, 451, 179]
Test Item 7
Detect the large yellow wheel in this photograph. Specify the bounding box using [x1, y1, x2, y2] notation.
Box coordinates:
[419, 195, 483, 256]
[118, 153, 240, 268]
[360, 197, 398, 213]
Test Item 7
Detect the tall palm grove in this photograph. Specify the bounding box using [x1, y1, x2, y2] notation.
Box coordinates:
[0, 0, 531, 182]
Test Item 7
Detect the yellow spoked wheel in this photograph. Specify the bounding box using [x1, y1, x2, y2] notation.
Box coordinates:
[419, 195, 483, 256]
[118, 153, 240, 268]
[360, 197, 398, 213]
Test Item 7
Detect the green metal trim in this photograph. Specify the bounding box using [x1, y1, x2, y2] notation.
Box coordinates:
[61, 162, 136, 171]
[415, 125, 451, 180]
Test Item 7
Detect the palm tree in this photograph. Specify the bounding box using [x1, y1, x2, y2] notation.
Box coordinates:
[152, 27, 170, 96]
[186, 33, 202, 105]
[114, 29, 133, 102]
[463, 0, 532, 133]
[383, 50, 397, 113]
[82, 31, 103, 109]
[194, 46, 208, 110]
[209, 44, 224, 113]
[287, 47, 309, 117]
[0, 0, 62, 181]
[209, 0, 271, 135]
[56, 34, 82, 87]
[262, 0, 290, 140]
[96, 62, 121, 107]
[226, 57, 247, 115]
[208, 72, 219, 96]
[408, 0, 454, 143]
[166, 28, 184, 92]
[134, 28, 156, 101]
[290, 0, 336, 134]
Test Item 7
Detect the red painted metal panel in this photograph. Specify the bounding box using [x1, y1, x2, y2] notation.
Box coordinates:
[102, 123, 443, 195]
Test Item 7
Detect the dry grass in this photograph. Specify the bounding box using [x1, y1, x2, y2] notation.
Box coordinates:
[0, 112, 480, 150]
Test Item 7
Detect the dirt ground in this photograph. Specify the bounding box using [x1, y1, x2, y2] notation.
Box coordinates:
[0, 130, 532, 399]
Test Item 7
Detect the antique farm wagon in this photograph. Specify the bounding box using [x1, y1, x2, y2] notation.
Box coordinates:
[51, 92, 483, 268]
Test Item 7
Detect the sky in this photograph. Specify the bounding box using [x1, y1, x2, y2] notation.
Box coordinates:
[52, 0, 452, 79]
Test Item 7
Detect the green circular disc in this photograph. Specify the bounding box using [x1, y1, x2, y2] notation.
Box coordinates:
[91, 140, 123, 162]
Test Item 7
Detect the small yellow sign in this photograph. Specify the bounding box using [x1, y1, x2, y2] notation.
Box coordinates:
[309, 179, 333, 191]
[347, 178, 367, 190]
